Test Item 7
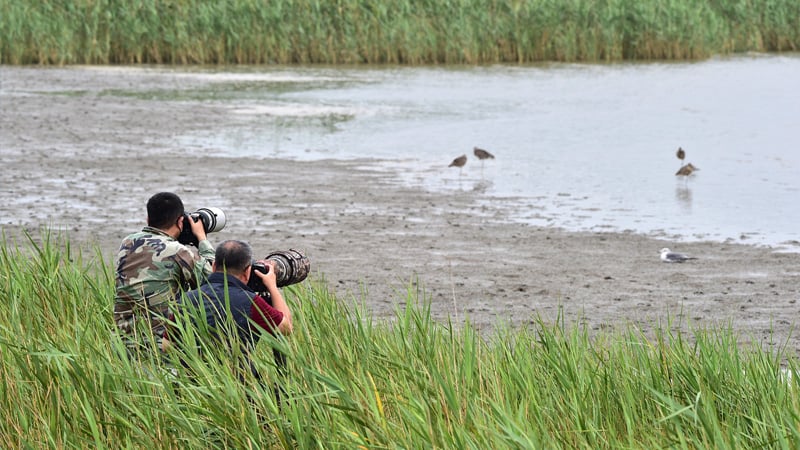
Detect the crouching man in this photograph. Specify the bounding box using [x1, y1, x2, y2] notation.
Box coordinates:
[173, 239, 293, 384]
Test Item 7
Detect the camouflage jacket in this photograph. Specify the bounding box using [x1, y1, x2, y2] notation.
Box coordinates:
[114, 226, 214, 353]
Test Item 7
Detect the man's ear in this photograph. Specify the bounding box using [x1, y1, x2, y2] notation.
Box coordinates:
[211, 261, 218, 272]
[244, 265, 252, 282]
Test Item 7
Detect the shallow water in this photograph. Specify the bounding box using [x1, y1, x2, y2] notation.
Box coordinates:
[174, 54, 800, 249]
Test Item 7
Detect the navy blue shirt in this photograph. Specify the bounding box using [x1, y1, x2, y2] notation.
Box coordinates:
[180, 272, 284, 350]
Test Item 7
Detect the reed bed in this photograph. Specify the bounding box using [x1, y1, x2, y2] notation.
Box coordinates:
[1, 0, 798, 65]
[1, 232, 800, 448]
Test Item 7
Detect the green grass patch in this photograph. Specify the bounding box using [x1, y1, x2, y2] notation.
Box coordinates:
[1, 231, 799, 448]
[1, 0, 798, 65]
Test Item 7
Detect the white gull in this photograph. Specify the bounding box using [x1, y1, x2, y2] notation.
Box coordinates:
[660, 248, 697, 263]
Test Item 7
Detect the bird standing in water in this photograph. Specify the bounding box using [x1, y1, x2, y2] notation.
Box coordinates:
[474, 147, 495, 161]
[676, 162, 699, 177]
[473, 146, 495, 175]
[449, 154, 467, 176]
[675, 146, 697, 180]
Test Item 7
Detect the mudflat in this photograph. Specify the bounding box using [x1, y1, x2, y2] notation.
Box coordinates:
[2, 66, 799, 352]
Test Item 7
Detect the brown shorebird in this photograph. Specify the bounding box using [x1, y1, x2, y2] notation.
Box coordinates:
[449, 154, 467, 175]
[473, 147, 495, 160]
[675, 162, 699, 177]
[449, 154, 467, 168]
[474, 147, 495, 175]
[676, 147, 685, 162]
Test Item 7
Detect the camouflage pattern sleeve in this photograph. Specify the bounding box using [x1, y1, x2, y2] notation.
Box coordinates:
[176, 238, 214, 290]
[197, 238, 215, 265]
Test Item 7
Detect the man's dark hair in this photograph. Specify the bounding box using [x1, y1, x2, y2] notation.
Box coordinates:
[215, 240, 253, 276]
[147, 192, 185, 229]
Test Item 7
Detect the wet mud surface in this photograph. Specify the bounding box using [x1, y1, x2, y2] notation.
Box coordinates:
[2, 66, 799, 353]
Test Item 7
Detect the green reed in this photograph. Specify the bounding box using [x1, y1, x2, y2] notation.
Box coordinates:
[1, 0, 798, 65]
[1, 232, 800, 448]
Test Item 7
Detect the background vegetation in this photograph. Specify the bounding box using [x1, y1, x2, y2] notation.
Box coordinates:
[1, 0, 798, 65]
[2, 233, 800, 448]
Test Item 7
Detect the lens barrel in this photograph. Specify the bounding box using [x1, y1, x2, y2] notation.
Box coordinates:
[177, 207, 227, 246]
[248, 249, 310, 292]
[195, 207, 226, 233]
[267, 249, 310, 287]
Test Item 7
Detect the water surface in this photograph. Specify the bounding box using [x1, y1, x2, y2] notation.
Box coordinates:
[176, 54, 800, 249]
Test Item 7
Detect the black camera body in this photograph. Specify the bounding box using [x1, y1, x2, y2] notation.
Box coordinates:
[178, 207, 227, 246]
[248, 249, 310, 292]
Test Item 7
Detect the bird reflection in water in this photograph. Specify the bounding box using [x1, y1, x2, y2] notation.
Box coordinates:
[675, 182, 692, 213]
[472, 179, 493, 193]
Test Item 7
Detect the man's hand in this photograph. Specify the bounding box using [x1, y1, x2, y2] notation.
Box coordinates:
[188, 214, 208, 242]
[253, 260, 292, 335]
[253, 260, 278, 289]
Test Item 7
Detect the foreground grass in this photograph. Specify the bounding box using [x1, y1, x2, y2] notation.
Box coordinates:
[1, 232, 799, 449]
[1, 0, 798, 65]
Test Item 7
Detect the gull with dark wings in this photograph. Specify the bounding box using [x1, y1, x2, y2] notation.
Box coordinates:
[660, 248, 697, 263]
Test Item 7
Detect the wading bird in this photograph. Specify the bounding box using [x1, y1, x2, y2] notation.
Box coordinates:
[473, 147, 495, 161]
[474, 146, 495, 175]
[676, 147, 685, 162]
[675, 163, 699, 177]
[449, 154, 467, 175]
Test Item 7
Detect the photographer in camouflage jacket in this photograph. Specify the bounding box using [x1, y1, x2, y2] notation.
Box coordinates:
[113, 192, 214, 360]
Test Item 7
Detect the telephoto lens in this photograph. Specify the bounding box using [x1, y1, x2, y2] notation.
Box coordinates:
[177, 207, 227, 246]
[194, 207, 226, 233]
[248, 249, 310, 292]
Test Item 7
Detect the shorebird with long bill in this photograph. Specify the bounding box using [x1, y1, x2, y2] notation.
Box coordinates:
[676, 162, 699, 177]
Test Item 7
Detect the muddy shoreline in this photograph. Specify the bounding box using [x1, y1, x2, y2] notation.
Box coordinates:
[2, 66, 799, 352]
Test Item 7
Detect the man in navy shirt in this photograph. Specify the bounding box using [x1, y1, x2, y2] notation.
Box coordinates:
[175, 239, 293, 381]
